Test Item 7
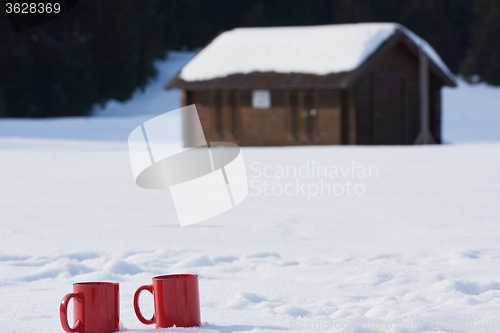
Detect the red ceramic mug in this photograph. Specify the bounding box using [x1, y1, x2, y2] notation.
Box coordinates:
[60, 282, 119, 333]
[134, 274, 201, 328]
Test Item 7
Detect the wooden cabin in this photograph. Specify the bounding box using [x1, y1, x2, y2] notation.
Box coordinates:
[166, 23, 456, 146]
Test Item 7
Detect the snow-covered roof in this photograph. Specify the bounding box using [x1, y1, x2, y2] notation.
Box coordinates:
[178, 23, 454, 83]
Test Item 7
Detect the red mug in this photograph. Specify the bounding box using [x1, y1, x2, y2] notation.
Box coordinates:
[60, 282, 119, 333]
[134, 274, 201, 328]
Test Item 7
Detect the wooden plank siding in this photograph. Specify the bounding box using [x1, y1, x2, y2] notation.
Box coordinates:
[341, 89, 356, 145]
[182, 89, 342, 146]
[170, 29, 456, 147]
[181, 42, 445, 146]
[353, 43, 420, 145]
[372, 73, 407, 145]
[317, 90, 342, 144]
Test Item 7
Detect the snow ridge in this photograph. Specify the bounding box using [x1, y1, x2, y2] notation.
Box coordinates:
[179, 23, 453, 82]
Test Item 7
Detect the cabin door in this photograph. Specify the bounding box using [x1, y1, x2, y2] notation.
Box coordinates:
[372, 73, 406, 144]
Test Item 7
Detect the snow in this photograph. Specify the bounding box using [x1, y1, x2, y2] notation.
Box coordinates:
[0, 116, 179, 141]
[0, 51, 196, 142]
[1, 139, 500, 333]
[179, 23, 453, 82]
[1, 51, 500, 333]
[93, 51, 197, 117]
[443, 80, 500, 143]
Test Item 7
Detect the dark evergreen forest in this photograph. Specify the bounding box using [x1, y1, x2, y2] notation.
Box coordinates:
[0, 0, 498, 118]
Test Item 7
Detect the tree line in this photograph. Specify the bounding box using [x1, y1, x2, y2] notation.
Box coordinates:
[0, 0, 498, 118]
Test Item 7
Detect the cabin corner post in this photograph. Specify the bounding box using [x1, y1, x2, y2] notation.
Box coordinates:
[348, 90, 356, 145]
[414, 44, 435, 144]
[284, 90, 293, 142]
[234, 90, 241, 140]
[313, 90, 320, 142]
[180, 89, 187, 107]
[341, 89, 356, 145]
[182, 105, 206, 148]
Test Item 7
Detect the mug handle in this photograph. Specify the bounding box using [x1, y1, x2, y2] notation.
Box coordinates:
[60, 292, 84, 333]
[134, 285, 155, 325]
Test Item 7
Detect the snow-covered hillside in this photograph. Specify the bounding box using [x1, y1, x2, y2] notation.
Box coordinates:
[0, 51, 196, 142]
[0, 51, 499, 333]
[92, 51, 197, 118]
[443, 80, 500, 143]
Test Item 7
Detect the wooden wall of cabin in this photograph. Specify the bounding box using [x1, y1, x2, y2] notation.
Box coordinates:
[316, 90, 342, 145]
[353, 43, 423, 145]
[182, 89, 342, 146]
[239, 90, 287, 145]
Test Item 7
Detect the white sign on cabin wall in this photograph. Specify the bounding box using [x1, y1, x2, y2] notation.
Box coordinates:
[252, 90, 271, 109]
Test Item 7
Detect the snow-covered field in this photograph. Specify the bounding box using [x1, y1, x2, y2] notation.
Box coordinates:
[1, 51, 500, 333]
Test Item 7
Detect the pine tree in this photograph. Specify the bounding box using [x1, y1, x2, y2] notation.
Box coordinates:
[0, 0, 176, 117]
[461, 0, 500, 85]
[400, 0, 474, 74]
[1, 0, 499, 118]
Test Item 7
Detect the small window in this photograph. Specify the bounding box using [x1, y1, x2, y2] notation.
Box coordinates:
[252, 90, 271, 109]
